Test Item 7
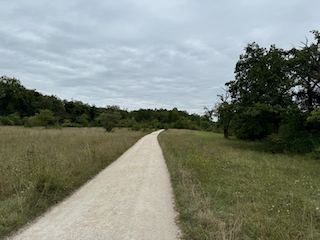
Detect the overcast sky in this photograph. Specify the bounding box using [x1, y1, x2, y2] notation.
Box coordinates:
[1, 0, 319, 114]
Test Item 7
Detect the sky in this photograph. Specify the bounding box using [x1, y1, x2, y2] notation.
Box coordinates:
[1, 0, 320, 115]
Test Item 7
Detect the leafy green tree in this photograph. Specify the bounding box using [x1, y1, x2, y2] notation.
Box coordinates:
[96, 112, 121, 132]
[224, 43, 296, 139]
[169, 108, 180, 123]
[288, 30, 320, 114]
[174, 117, 188, 129]
[216, 102, 234, 138]
[75, 114, 89, 127]
[0, 76, 28, 116]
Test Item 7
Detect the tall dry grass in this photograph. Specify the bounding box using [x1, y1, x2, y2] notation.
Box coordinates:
[159, 129, 320, 240]
[0, 126, 146, 239]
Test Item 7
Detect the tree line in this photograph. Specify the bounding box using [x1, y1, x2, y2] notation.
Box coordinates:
[216, 30, 320, 153]
[0, 76, 213, 131]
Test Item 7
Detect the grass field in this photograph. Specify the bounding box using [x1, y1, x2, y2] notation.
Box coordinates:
[159, 129, 320, 240]
[0, 126, 147, 239]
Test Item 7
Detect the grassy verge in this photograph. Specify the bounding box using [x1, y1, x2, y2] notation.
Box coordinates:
[0, 127, 147, 239]
[159, 129, 320, 240]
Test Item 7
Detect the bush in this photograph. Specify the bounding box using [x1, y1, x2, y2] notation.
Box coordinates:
[96, 112, 121, 132]
[75, 114, 89, 127]
[24, 110, 58, 128]
[61, 119, 83, 128]
[132, 123, 141, 131]
[200, 120, 213, 131]
[265, 131, 320, 154]
[308, 147, 320, 159]
[0, 116, 14, 126]
[126, 118, 138, 128]
[8, 113, 23, 125]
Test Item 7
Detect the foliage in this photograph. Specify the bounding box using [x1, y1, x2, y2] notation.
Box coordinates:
[0, 76, 211, 131]
[225, 43, 295, 139]
[216, 30, 320, 152]
[288, 30, 320, 113]
[0, 76, 29, 116]
[132, 123, 142, 131]
[75, 113, 89, 127]
[0, 116, 14, 126]
[61, 119, 82, 128]
[215, 95, 234, 138]
[96, 112, 121, 132]
[308, 107, 320, 122]
[24, 109, 58, 128]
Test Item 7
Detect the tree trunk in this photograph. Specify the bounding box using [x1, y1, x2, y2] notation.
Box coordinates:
[224, 128, 229, 139]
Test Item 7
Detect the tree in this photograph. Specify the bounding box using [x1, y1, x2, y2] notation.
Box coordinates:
[96, 112, 121, 132]
[215, 92, 234, 139]
[203, 106, 215, 122]
[289, 30, 320, 114]
[225, 43, 296, 139]
[0, 76, 29, 116]
[76, 114, 89, 127]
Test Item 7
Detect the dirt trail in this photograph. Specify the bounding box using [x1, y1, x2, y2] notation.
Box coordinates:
[8, 130, 180, 240]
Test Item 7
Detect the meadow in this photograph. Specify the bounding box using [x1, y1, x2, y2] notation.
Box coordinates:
[159, 129, 320, 240]
[0, 126, 147, 239]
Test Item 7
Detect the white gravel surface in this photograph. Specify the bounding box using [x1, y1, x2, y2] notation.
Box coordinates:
[8, 130, 180, 240]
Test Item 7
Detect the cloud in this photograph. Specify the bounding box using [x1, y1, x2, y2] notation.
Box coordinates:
[1, 0, 320, 114]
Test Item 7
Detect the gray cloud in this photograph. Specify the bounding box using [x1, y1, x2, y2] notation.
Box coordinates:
[1, 0, 320, 114]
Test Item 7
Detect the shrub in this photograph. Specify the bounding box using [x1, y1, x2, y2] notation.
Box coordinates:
[0, 116, 14, 126]
[200, 120, 212, 131]
[132, 123, 142, 131]
[24, 110, 58, 128]
[8, 113, 23, 125]
[75, 114, 89, 127]
[61, 119, 83, 127]
[96, 112, 121, 132]
[126, 118, 138, 128]
[265, 131, 320, 154]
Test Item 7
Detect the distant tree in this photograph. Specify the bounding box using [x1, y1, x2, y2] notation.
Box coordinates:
[215, 92, 234, 139]
[0, 76, 28, 116]
[96, 112, 121, 132]
[168, 108, 180, 123]
[174, 117, 188, 129]
[75, 113, 89, 127]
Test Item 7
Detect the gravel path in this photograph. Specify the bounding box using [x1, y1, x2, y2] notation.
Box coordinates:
[9, 130, 180, 240]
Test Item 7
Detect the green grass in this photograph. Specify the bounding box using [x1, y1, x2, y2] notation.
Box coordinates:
[159, 129, 320, 240]
[0, 126, 147, 239]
